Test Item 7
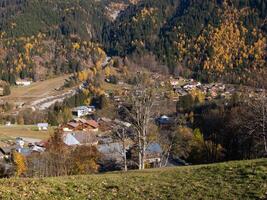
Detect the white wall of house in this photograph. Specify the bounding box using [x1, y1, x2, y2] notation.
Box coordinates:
[16, 81, 31, 86]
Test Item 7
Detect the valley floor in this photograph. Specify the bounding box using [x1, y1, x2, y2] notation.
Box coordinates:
[0, 125, 52, 145]
[0, 159, 266, 200]
[0, 75, 74, 110]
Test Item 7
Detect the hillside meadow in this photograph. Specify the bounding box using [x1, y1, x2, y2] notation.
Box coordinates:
[0, 159, 266, 200]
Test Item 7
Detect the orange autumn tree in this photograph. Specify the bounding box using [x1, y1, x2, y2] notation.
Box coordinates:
[70, 145, 101, 174]
[12, 151, 27, 176]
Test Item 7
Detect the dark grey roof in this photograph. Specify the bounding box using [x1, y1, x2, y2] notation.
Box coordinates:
[146, 143, 162, 154]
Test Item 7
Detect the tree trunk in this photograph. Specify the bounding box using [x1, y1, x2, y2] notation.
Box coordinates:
[263, 135, 267, 154]
[141, 132, 147, 170]
[263, 91, 267, 154]
[138, 131, 142, 170]
[122, 141, 127, 171]
[163, 144, 172, 167]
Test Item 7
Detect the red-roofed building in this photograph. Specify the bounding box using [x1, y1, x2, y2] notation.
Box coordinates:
[85, 120, 99, 131]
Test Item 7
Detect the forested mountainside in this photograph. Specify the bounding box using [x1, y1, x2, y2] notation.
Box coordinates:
[0, 0, 108, 40]
[0, 0, 140, 40]
[0, 0, 266, 85]
[103, 0, 267, 84]
[0, 0, 122, 83]
[0, 33, 106, 84]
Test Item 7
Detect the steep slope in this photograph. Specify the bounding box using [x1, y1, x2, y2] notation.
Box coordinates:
[103, 0, 267, 84]
[0, 0, 140, 40]
[0, 0, 108, 40]
[0, 0, 266, 85]
[0, 159, 266, 199]
[0, 33, 106, 84]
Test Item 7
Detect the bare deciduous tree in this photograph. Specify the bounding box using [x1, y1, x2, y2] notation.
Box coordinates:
[112, 126, 129, 171]
[240, 73, 267, 156]
[242, 91, 267, 155]
[121, 73, 156, 170]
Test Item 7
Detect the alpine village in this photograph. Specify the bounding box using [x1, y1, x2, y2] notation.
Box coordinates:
[0, 0, 266, 199]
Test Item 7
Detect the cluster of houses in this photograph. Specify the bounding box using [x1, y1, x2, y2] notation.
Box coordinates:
[60, 116, 162, 166]
[0, 110, 163, 171]
[170, 77, 235, 101]
[0, 137, 46, 161]
[61, 118, 99, 146]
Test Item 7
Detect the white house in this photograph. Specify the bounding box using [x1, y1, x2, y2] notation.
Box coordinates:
[16, 80, 31, 86]
[5, 121, 11, 126]
[72, 106, 95, 117]
[37, 123, 49, 131]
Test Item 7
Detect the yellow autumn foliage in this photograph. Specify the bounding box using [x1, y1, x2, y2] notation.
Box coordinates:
[13, 151, 27, 176]
[72, 42, 80, 50]
[190, 89, 205, 103]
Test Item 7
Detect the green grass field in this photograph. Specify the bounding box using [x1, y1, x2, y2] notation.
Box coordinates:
[0, 125, 52, 141]
[0, 159, 266, 200]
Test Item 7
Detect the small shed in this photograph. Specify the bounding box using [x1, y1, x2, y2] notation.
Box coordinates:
[37, 123, 49, 131]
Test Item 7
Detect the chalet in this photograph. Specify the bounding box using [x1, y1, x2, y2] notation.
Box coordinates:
[37, 123, 48, 131]
[145, 143, 162, 167]
[72, 106, 95, 117]
[64, 122, 82, 131]
[15, 80, 31, 86]
[63, 119, 99, 132]
[97, 142, 125, 161]
[85, 120, 99, 131]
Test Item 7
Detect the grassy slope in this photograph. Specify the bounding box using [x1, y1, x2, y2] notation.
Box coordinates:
[0, 159, 266, 200]
[0, 75, 70, 104]
[0, 125, 52, 141]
